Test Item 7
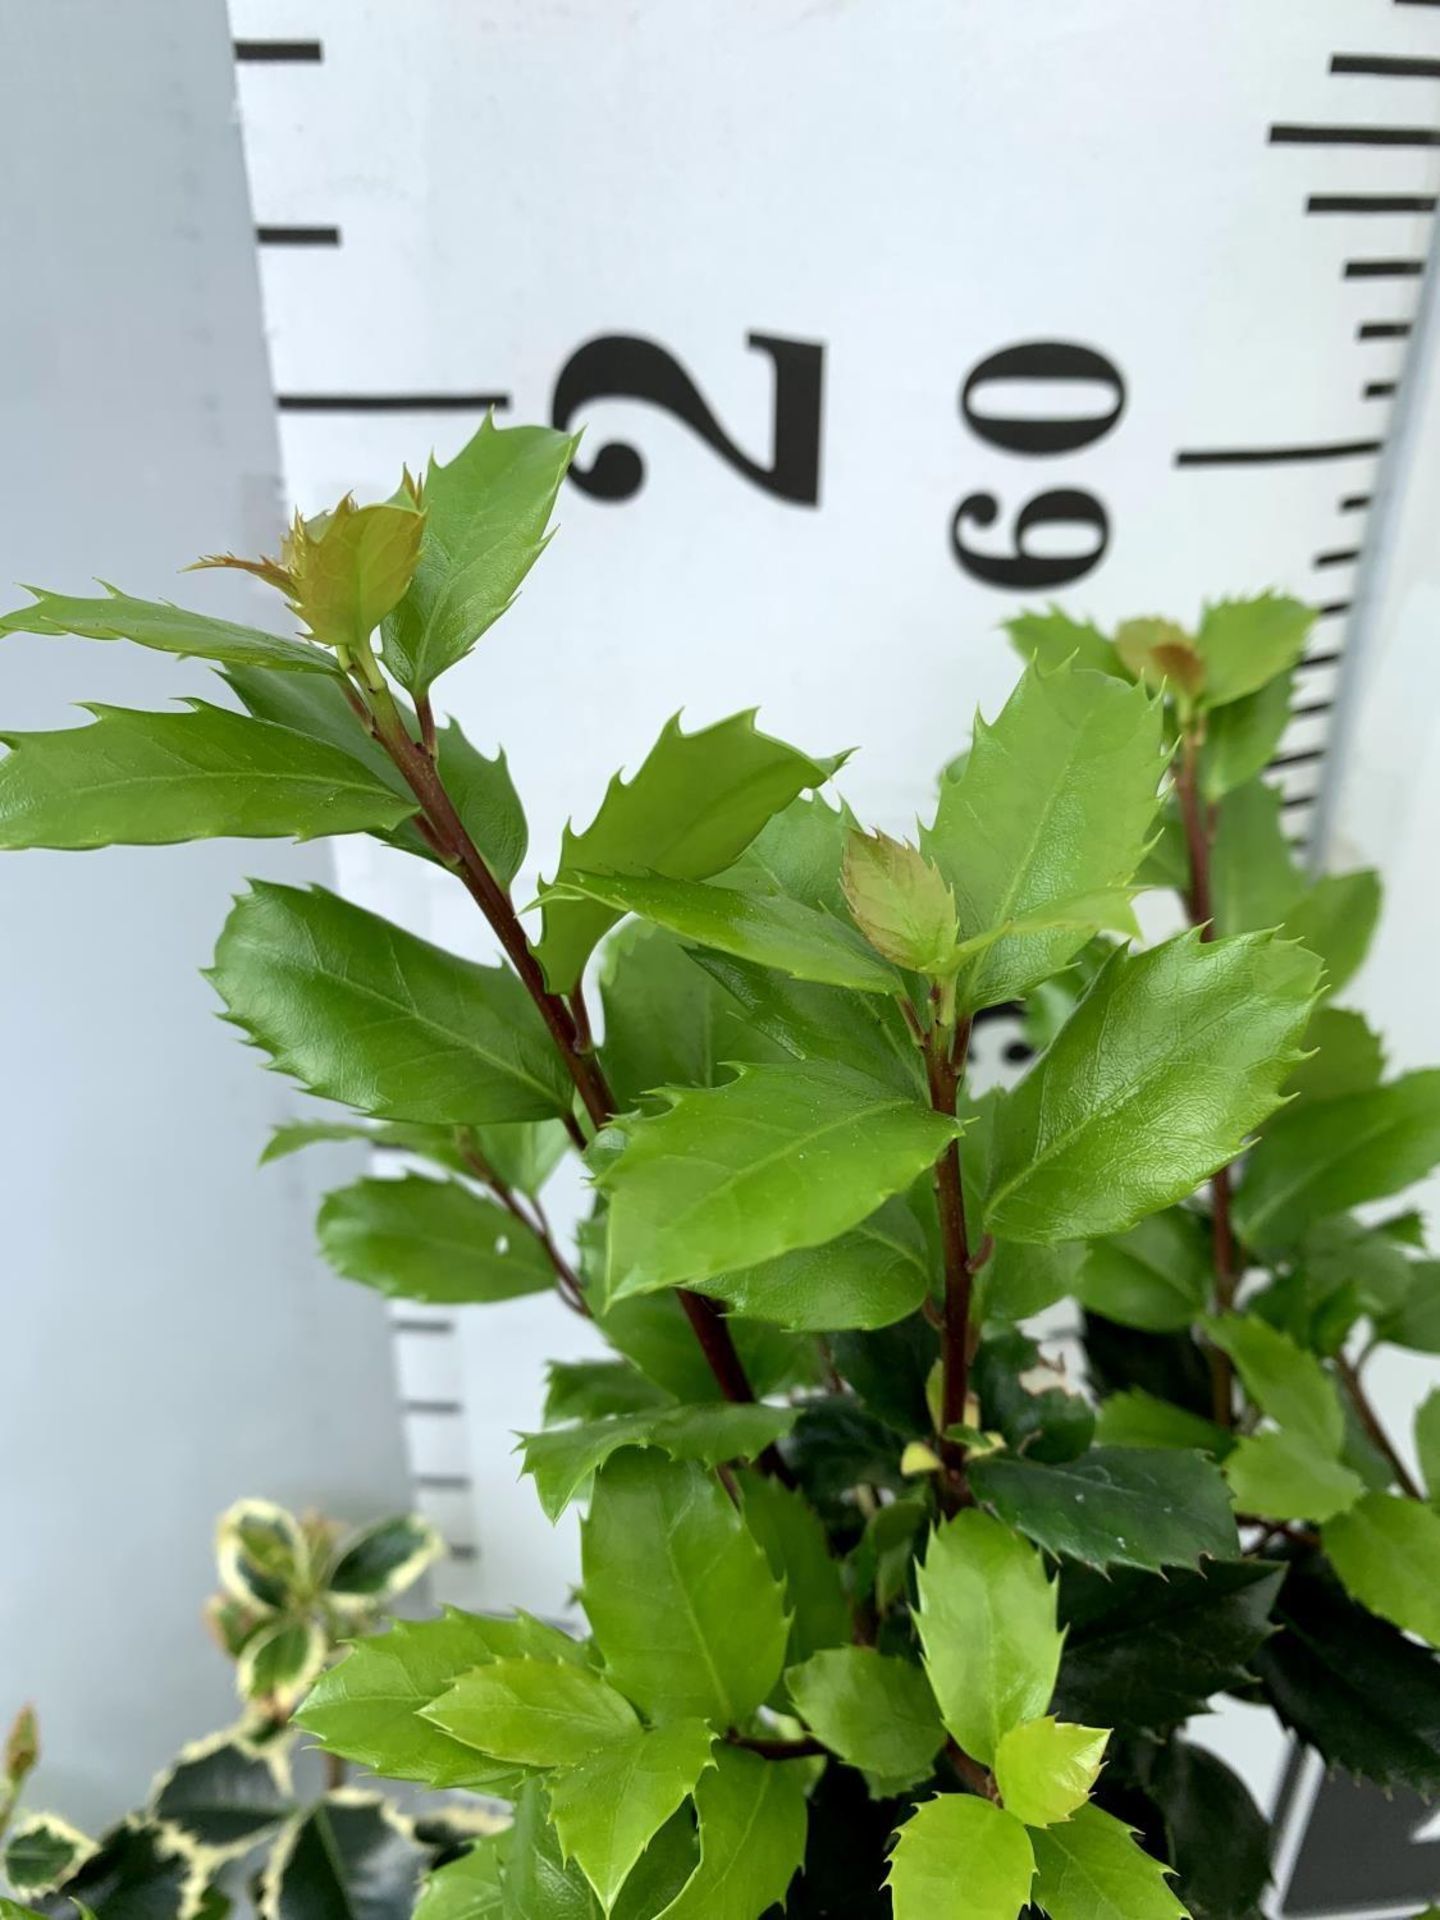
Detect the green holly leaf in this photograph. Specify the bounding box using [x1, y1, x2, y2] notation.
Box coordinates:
[1286, 1005, 1385, 1106]
[286, 493, 427, 653]
[839, 829, 961, 976]
[414, 1837, 506, 1919]
[1031, 1801, 1186, 1920]
[914, 1509, 1062, 1765]
[1255, 1555, 1440, 1793]
[519, 1402, 798, 1521]
[265, 1797, 424, 1920]
[974, 1327, 1095, 1465]
[921, 660, 1164, 1013]
[1200, 672, 1294, 801]
[378, 417, 574, 693]
[986, 932, 1319, 1244]
[598, 1061, 960, 1303]
[887, 1795, 1035, 1920]
[210, 882, 574, 1124]
[691, 949, 925, 1097]
[149, 1733, 292, 1856]
[1324, 1491, 1440, 1643]
[1380, 1261, 1440, 1353]
[0, 701, 417, 850]
[1195, 593, 1314, 708]
[977, 1238, 1087, 1323]
[1203, 1314, 1344, 1452]
[3, 1815, 95, 1895]
[0, 583, 340, 673]
[535, 712, 838, 993]
[1222, 1430, 1365, 1523]
[42, 1828, 191, 1920]
[581, 1451, 788, 1726]
[317, 1173, 555, 1306]
[553, 870, 901, 994]
[435, 723, 529, 889]
[326, 1513, 444, 1608]
[1236, 1070, 1440, 1249]
[549, 1722, 715, 1913]
[1144, 1738, 1272, 1920]
[1052, 1559, 1282, 1734]
[1005, 607, 1124, 679]
[596, 1290, 811, 1404]
[1285, 868, 1381, 998]
[1417, 1391, 1440, 1505]
[1076, 1211, 1212, 1333]
[295, 1609, 588, 1789]
[738, 1472, 852, 1664]
[1209, 779, 1305, 937]
[699, 1196, 933, 1332]
[544, 1361, 672, 1424]
[993, 1715, 1109, 1826]
[969, 1447, 1238, 1572]
[423, 1656, 638, 1768]
[599, 927, 732, 1108]
[645, 1746, 808, 1920]
[786, 1647, 944, 1793]
[1092, 1389, 1230, 1455]
[500, 1780, 600, 1917]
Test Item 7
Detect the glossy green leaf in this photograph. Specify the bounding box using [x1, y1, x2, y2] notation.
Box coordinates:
[0, 701, 416, 850]
[581, 1451, 788, 1726]
[150, 1734, 292, 1856]
[42, 1828, 190, 1920]
[519, 1402, 797, 1521]
[1195, 593, 1313, 708]
[1203, 1314, 1344, 1452]
[922, 660, 1164, 1012]
[414, 1838, 506, 1919]
[993, 1715, 1108, 1827]
[700, 1196, 932, 1332]
[264, 1797, 424, 1920]
[977, 1238, 1087, 1323]
[716, 788, 850, 910]
[986, 932, 1318, 1244]
[318, 1173, 554, 1305]
[1380, 1260, 1440, 1353]
[914, 1509, 1062, 1765]
[887, 1794, 1035, 1920]
[1076, 1211, 1212, 1332]
[1417, 1391, 1440, 1505]
[595, 1289, 812, 1404]
[1255, 1555, 1440, 1793]
[1222, 1429, 1364, 1522]
[554, 870, 900, 992]
[1324, 1491, 1440, 1643]
[1200, 671, 1294, 801]
[379, 418, 574, 693]
[1209, 779, 1305, 938]
[295, 1609, 587, 1789]
[1029, 1801, 1185, 1920]
[598, 926, 729, 1108]
[738, 1472, 852, 1664]
[436, 723, 529, 889]
[1285, 867, 1381, 997]
[544, 1360, 671, 1424]
[599, 1061, 960, 1303]
[1053, 1559, 1284, 1736]
[969, 1446, 1238, 1571]
[1144, 1738, 1271, 1920]
[549, 1722, 715, 1913]
[327, 1513, 443, 1605]
[1286, 1005, 1385, 1106]
[1236, 1070, 1440, 1248]
[648, 1746, 808, 1920]
[691, 948, 925, 1097]
[786, 1647, 944, 1793]
[287, 493, 426, 652]
[424, 1656, 638, 1767]
[1005, 607, 1124, 678]
[1093, 1388, 1229, 1454]
[840, 828, 961, 975]
[536, 712, 837, 992]
[0, 584, 339, 673]
[501, 1780, 601, 1918]
[210, 882, 573, 1124]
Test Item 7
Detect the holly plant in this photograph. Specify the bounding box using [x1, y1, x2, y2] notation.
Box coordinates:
[6, 418, 1440, 1918]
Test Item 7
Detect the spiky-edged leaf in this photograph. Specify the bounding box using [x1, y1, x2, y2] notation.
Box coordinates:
[922, 661, 1163, 1013]
[647, 1746, 807, 1920]
[738, 1472, 852, 1665]
[1201, 672, 1294, 801]
[210, 882, 573, 1124]
[599, 1061, 961, 1303]
[0, 584, 338, 673]
[993, 1716, 1109, 1827]
[840, 829, 961, 976]
[549, 1722, 715, 1913]
[786, 1647, 944, 1793]
[699, 1196, 933, 1332]
[888, 1795, 1034, 1920]
[1286, 1005, 1385, 1106]
[1285, 868, 1381, 998]
[914, 1510, 1062, 1765]
[264, 1796, 423, 1920]
[1203, 1314, 1345, 1452]
[3, 1815, 95, 1895]
[1005, 607, 1123, 678]
[150, 1734, 293, 1857]
[1029, 1802, 1185, 1920]
[1222, 1430, 1365, 1523]
[1092, 1389, 1230, 1455]
[1324, 1492, 1440, 1644]
[1195, 594, 1314, 708]
[414, 1838, 506, 1919]
[1210, 779, 1305, 938]
[424, 1657, 638, 1768]
[969, 1447, 1238, 1571]
[519, 1402, 797, 1521]
[597, 924, 736, 1108]
[379, 418, 575, 692]
[318, 1174, 554, 1305]
[1076, 1211, 1212, 1332]
[536, 712, 838, 992]
[0, 702, 416, 849]
[986, 932, 1318, 1244]
[581, 1451, 788, 1726]
[285, 494, 425, 652]
[1144, 1739, 1271, 1920]
[1236, 1070, 1440, 1249]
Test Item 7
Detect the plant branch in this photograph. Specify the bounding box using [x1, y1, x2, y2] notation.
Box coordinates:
[457, 1132, 589, 1316]
[926, 1008, 975, 1503]
[945, 1737, 999, 1800]
[726, 1732, 829, 1761]
[1338, 1352, 1424, 1499]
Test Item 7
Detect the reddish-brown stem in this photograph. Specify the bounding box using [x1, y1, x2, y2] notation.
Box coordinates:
[1338, 1353, 1424, 1499]
[458, 1134, 589, 1316]
[416, 692, 438, 758]
[727, 1732, 829, 1761]
[946, 1738, 999, 1800]
[926, 1013, 974, 1503]
[360, 679, 768, 1419]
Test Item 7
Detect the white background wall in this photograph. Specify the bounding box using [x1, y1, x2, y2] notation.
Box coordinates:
[0, 3, 410, 1830]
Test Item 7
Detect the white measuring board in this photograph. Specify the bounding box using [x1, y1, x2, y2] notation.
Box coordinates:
[225, 6, 1440, 1902]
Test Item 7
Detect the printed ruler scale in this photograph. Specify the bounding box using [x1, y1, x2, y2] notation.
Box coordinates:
[227, 9, 1439, 1912]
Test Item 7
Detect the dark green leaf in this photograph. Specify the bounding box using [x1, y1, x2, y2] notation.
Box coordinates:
[974, 1328, 1095, 1464]
[1082, 1313, 1216, 1418]
[0, 584, 338, 673]
[149, 1735, 292, 1856]
[598, 926, 729, 1109]
[3, 1817, 93, 1895]
[638, 1746, 808, 1920]
[327, 1513, 443, 1604]
[318, 1173, 554, 1305]
[435, 723, 528, 889]
[738, 1471, 852, 1664]
[595, 1290, 812, 1403]
[1210, 780, 1305, 939]
[1144, 1738, 1271, 1920]
[500, 1780, 600, 1918]
[1076, 1211, 1211, 1332]
[519, 1402, 797, 1521]
[51, 1827, 191, 1920]
[210, 882, 573, 1124]
[543, 1360, 671, 1425]
[969, 1447, 1239, 1571]
[700, 1197, 932, 1332]
[266, 1798, 424, 1920]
